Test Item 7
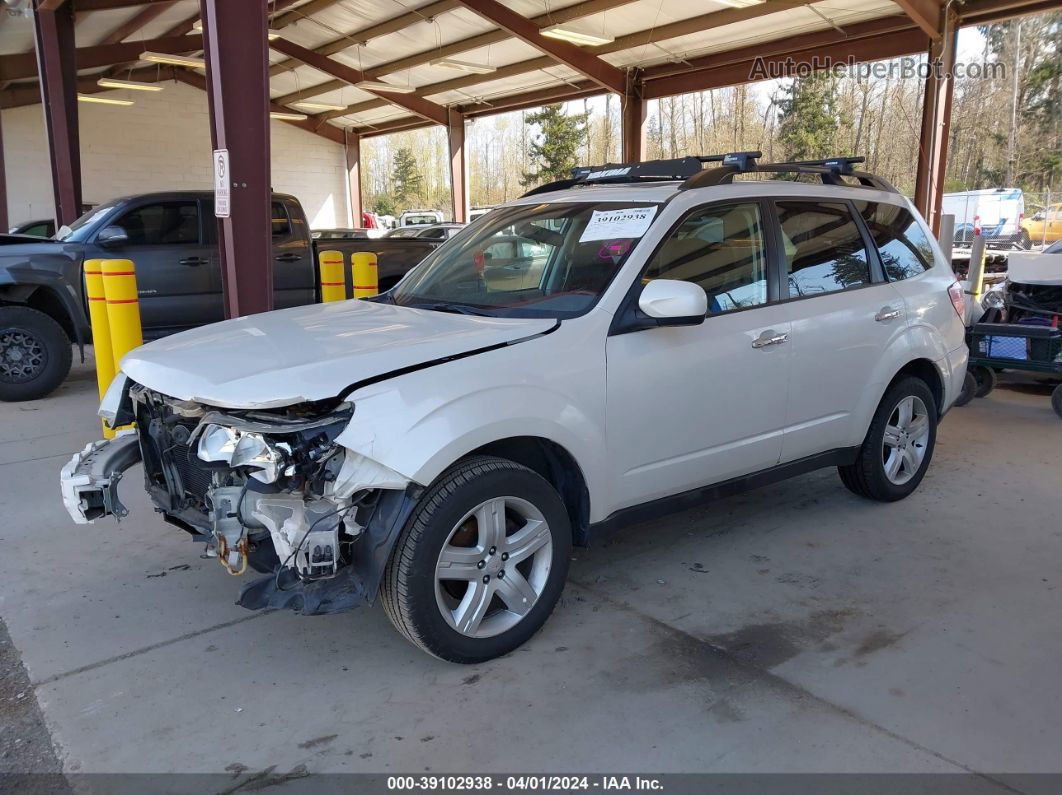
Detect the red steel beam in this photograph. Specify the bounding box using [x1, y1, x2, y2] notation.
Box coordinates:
[74, 0, 174, 9]
[269, 36, 450, 126]
[622, 86, 647, 163]
[914, 10, 958, 233]
[33, 3, 82, 227]
[0, 111, 8, 231]
[642, 27, 929, 99]
[448, 110, 468, 223]
[199, 0, 273, 318]
[453, 0, 627, 94]
[345, 129, 362, 228]
[893, 0, 943, 39]
[0, 33, 203, 81]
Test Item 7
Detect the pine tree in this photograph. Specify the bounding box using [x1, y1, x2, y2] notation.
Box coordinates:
[776, 73, 840, 162]
[520, 104, 589, 187]
[391, 147, 424, 208]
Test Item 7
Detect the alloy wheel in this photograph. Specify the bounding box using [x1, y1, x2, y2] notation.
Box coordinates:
[881, 395, 930, 485]
[435, 496, 553, 638]
[0, 328, 47, 384]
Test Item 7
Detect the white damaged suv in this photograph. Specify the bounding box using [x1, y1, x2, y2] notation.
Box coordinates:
[61, 154, 968, 662]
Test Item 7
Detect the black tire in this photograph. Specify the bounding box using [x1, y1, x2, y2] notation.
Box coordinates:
[0, 306, 72, 402]
[838, 376, 938, 502]
[381, 455, 571, 663]
[1019, 230, 1032, 250]
[970, 365, 997, 398]
[1052, 385, 1062, 420]
[953, 370, 977, 407]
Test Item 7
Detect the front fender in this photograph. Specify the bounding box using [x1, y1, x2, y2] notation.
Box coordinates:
[1, 259, 90, 346]
[333, 330, 608, 518]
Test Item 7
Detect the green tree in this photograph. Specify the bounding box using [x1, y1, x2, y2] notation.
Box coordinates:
[520, 104, 589, 187]
[776, 73, 840, 162]
[391, 147, 424, 208]
[372, 195, 396, 217]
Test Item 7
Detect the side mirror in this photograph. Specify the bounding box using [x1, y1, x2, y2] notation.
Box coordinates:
[1032, 212, 1045, 221]
[97, 225, 129, 248]
[638, 279, 707, 326]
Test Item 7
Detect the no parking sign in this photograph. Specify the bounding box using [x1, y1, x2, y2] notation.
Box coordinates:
[213, 148, 230, 218]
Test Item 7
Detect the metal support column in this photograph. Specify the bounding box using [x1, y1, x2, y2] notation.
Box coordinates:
[199, 0, 272, 318]
[914, 8, 958, 235]
[345, 128, 362, 228]
[622, 86, 647, 163]
[32, 2, 82, 228]
[448, 110, 468, 224]
[0, 111, 7, 232]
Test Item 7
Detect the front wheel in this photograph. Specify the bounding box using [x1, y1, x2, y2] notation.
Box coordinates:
[0, 306, 72, 402]
[1019, 230, 1032, 250]
[839, 377, 938, 502]
[381, 456, 571, 663]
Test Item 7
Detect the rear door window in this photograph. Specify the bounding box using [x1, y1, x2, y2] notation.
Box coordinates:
[857, 201, 934, 280]
[271, 201, 291, 238]
[775, 201, 871, 297]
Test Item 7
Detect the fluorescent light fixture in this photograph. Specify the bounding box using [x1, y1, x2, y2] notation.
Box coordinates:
[96, 77, 164, 92]
[78, 93, 134, 106]
[355, 81, 416, 94]
[540, 26, 614, 46]
[270, 111, 308, 120]
[429, 57, 496, 74]
[294, 101, 347, 111]
[714, 0, 765, 6]
[193, 20, 282, 39]
[140, 51, 206, 68]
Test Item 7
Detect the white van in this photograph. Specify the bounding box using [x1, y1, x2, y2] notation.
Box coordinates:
[942, 188, 1026, 249]
[399, 209, 444, 227]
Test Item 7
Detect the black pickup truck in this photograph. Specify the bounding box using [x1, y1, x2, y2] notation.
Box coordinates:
[0, 191, 443, 401]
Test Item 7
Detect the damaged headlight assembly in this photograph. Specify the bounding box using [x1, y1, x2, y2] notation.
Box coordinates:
[197, 425, 286, 483]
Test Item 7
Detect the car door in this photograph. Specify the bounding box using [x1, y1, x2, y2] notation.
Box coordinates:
[272, 199, 314, 309]
[773, 199, 907, 462]
[103, 198, 221, 336]
[605, 199, 792, 512]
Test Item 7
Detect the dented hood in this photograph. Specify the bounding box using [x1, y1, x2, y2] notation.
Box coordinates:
[120, 299, 555, 408]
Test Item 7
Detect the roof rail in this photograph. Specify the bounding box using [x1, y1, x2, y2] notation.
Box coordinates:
[519, 153, 761, 198]
[681, 153, 898, 193]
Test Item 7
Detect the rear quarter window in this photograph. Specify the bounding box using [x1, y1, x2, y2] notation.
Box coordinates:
[857, 202, 934, 280]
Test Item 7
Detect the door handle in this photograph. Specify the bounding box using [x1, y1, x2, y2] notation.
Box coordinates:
[875, 306, 903, 322]
[752, 331, 789, 349]
[179, 256, 207, 266]
[274, 252, 300, 262]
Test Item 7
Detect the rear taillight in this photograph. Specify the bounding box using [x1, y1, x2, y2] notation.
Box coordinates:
[948, 282, 966, 318]
[973, 214, 981, 236]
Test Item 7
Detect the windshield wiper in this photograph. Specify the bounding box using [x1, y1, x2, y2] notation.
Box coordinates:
[407, 301, 495, 317]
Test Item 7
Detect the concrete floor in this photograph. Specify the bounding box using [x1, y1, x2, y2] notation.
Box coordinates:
[1, 350, 1060, 784]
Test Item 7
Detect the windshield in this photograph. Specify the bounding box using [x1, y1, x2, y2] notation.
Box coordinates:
[386, 227, 425, 239]
[391, 201, 660, 318]
[55, 200, 121, 242]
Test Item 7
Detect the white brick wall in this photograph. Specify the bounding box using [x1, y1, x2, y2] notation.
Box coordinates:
[2, 80, 351, 229]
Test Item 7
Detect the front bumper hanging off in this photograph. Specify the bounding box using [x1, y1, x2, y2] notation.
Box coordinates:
[59, 434, 142, 524]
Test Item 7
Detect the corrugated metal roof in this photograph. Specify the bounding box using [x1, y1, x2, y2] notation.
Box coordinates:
[0, 0, 937, 131]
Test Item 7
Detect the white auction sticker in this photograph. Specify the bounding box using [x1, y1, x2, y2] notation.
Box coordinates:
[578, 206, 657, 242]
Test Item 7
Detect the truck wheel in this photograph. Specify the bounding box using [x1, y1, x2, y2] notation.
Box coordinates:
[381, 455, 571, 663]
[838, 377, 938, 502]
[953, 371, 977, 407]
[970, 365, 996, 398]
[1052, 385, 1062, 420]
[0, 306, 72, 402]
[1019, 230, 1032, 250]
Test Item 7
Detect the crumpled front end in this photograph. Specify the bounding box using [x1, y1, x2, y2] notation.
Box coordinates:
[59, 379, 418, 615]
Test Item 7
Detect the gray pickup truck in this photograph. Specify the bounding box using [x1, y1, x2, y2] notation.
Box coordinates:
[0, 191, 445, 401]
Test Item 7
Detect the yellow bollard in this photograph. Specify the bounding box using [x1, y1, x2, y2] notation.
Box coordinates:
[351, 252, 379, 298]
[101, 259, 144, 387]
[84, 259, 117, 438]
[318, 250, 346, 303]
